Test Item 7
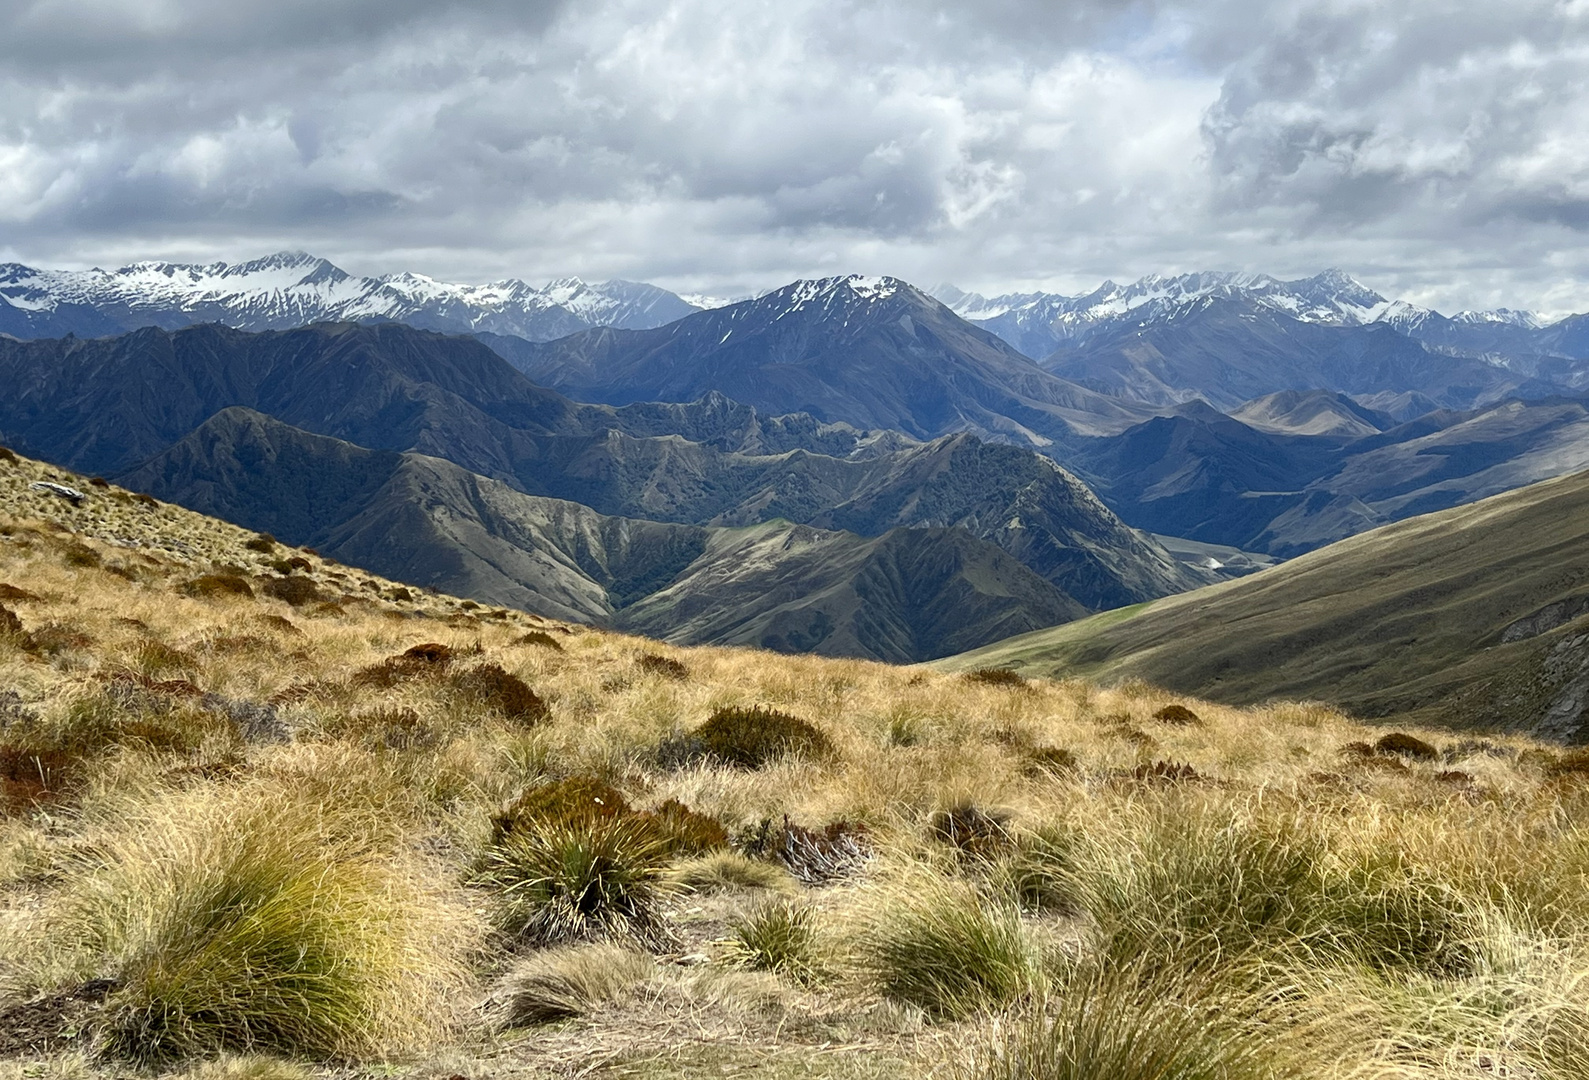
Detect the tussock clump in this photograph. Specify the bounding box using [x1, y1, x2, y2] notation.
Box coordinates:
[133, 639, 198, 678]
[1131, 761, 1202, 785]
[451, 662, 548, 726]
[737, 816, 871, 885]
[725, 897, 826, 985]
[243, 533, 278, 553]
[512, 629, 564, 651]
[667, 852, 798, 894]
[664, 705, 833, 770]
[635, 652, 688, 679]
[60, 543, 101, 569]
[492, 944, 654, 1027]
[1152, 704, 1202, 725]
[856, 875, 1041, 1019]
[51, 787, 470, 1064]
[1375, 732, 1438, 760]
[966, 963, 1303, 1080]
[261, 576, 320, 607]
[929, 803, 1015, 860]
[324, 707, 436, 751]
[26, 621, 95, 658]
[182, 574, 254, 599]
[964, 668, 1027, 688]
[474, 815, 674, 949]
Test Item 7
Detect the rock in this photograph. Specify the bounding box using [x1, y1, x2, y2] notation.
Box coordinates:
[29, 481, 86, 505]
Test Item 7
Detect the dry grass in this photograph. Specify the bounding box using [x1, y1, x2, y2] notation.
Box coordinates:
[2, 450, 1589, 1077]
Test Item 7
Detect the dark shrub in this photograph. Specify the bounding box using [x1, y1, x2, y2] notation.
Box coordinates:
[964, 668, 1026, 688]
[243, 533, 277, 553]
[1132, 761, 1202, 785]
[929, 803, 1014, 859]
[0, 584, 39, 602]
[88, 477, 110, 488]
[0, 605, 23, 641]
[1375, 732, 1438, 761]
[0, 744, 75, 814]
[491, 777, 633, 846]
[262, 576, 320, 607]
[736, 816, 871, 885]
[61, 543, 101, 568]
[0, 446, 15, 464]
[453, 663, 548, 726]
[683, 705, 832, 770]
[270, 556, 312, 574]
[181, 574, 254, 600]
[514, 630, 564, 652]
[26, 623, 94, 657]
[635, 653, 687, 679]
[1152, 704, 1202, 725]
[133, 493, 158, 508]
[641, 798, 730, 856]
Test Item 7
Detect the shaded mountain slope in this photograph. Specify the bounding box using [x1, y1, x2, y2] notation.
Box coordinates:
[120, 409, 1086, 661]
[488, 276, 1158, 441]
[938, 468, 1589, 740]
[1041, 297, 1564, 412]
[1229, 389, 1394, 437]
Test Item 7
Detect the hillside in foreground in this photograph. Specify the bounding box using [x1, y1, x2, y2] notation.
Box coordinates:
[940, 466, 1589, 740]
[3, 451, 1589, 1079]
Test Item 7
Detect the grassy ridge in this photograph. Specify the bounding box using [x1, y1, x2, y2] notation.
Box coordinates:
[939, 466, 1589, 734]
[3, 449, 1589, 1078]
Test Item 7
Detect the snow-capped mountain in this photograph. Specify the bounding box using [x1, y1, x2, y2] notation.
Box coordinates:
[0, 252, 709, 342]
[934, 270, 1587, 370]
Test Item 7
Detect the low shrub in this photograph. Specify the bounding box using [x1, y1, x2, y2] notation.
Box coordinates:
[182, 574, 254, 600]
[513, 630, 564, 651]
[736, 816, 871, 885]
[61, 543, 101, 569]
[0, 743, 75, 814]
[643, 798, 730, 856]
[0, 446, 15, 464]
[451, 663, 548, 726]
[964, 668, 1027, 688]
[0, 584, 40, 602]
[351, 642, 453, 688]
[58, 788, 467, 1063]
[1152, 704, 1202, 725]
[666, 705, 833, 770]
[269, 557, 312, 575]
[473, 816, 674, 949]
[724, 897, 825, 985]
[1023, 747, 1079, 778]
[491, 776, 632, 846]
[261, 576, 320, 607]
[635, 653, 688, 679]
[243, 533, 278, 553]
[1375, 732, 1439, 760]
[855, 876, 1041, 1019]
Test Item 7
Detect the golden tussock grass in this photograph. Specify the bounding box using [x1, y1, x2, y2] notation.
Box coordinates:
[3, 454, 1589, 1077]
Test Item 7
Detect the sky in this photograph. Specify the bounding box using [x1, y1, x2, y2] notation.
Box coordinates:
[2, 0, 1588, 314]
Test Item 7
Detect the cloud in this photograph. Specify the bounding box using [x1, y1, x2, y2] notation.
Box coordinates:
[0, 0, 1586, 312]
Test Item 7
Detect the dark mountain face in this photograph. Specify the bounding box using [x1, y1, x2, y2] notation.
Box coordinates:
[486, 276, 1158, 441]
[1040, 298, 1566, 412]
[0, 321, 1198, 625]
[120, 409, 1083, 662]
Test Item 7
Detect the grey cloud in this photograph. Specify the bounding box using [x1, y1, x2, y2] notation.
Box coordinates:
[1, 0, 1587, 314]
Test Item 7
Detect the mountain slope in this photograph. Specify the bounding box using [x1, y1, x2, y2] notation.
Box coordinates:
[490, 276, 1159, 441]
[0, 323, 1200, 611]
[1229, 389, 1393, 437]
[119, 408, 1084, 660]
[938, 468, 1589, 739]
[0, 252, 702, 341]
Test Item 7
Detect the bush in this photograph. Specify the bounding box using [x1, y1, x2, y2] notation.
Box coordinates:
[635, 653, 688, 679]
[856, 876, 1041, 1019]
[964, 668, 1026, 688]
[1375, 732, 1438, 760]
[644, 798, 730, 856]
[513, 630, 564, 652]
[669, 705, 833, 770]
[736, 816, 871, 884]
[244, 533, 278, 553]
[1152, 704, 1201, 725]
[725, 897, 825, 985]
[474, 816, 674, 949]
[60, 789, 466, 1063]
[0, 446, 15, 464]
[451, 663, 548, 726]
[61, 543, 101, 568]
[0, 743, 75, 814]
[182, 574, 254, 600]
[491, 776, 633, 846]
[1023, 747, 1078, 778]
[351, 643, 453, 688]
[261, 576, 320, 607]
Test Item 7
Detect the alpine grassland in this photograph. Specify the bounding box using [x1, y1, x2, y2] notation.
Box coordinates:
[3, 447, 1589, 1079]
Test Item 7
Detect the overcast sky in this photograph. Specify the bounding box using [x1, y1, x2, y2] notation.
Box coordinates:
[2, 0, 1587, 313]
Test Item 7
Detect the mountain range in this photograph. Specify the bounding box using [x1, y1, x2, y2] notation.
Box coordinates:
[0, 251, 706, 342]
